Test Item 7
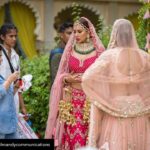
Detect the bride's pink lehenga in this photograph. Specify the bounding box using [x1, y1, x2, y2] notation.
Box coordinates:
[62, 54, 98, 150]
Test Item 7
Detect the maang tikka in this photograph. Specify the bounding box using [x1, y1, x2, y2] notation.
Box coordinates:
[74, 20, 89, 32]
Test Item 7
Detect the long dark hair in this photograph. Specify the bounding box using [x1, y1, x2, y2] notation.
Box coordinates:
[0, 23, 18, 43]
[0, 45, 2, 51]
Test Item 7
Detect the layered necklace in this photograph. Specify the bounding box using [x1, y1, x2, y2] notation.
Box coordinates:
[73, 40, 96, 67]
[74, 40, 95, 55]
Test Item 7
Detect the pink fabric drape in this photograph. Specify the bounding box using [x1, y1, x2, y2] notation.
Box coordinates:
[82, 19, 150, 150]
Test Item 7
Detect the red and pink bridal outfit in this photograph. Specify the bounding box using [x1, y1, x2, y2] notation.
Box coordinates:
[45, 17, 105, 150]
[62, 54, 98, 150]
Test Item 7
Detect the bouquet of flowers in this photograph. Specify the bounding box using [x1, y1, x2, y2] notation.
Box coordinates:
[18, 74, 33, 92]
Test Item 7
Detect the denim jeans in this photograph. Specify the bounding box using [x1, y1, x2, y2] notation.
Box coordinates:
[0, 132, 19, 139]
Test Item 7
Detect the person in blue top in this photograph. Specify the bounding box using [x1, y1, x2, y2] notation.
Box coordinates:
[0, 46, 19, 139]
[49, 21, 73, 87]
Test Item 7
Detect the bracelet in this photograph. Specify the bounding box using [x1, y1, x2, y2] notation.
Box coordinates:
[63, 78, 68, 84]
[14, 84, 19, 88]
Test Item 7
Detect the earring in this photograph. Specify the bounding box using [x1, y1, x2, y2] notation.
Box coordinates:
[86, 34, 90, 43]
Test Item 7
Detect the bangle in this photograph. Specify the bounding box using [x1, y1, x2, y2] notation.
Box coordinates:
[14, 85, 19, 88]
[63, 78, 68, 84]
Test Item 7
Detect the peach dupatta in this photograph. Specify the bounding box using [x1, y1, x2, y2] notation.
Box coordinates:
[82, 48, 150, 150]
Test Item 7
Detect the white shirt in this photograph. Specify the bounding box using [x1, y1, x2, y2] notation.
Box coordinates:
[0, 45, 20, 114]
[0, 47, 20, 78]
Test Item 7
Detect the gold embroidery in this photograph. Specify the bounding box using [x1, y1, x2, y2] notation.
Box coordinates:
[59, 86, 91, 125]
[59, 100, 76, 125]
[83, 99, 91, 123]
[94, 95, 150, 118]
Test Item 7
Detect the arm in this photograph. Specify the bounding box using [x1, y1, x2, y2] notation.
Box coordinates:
[88, 104, 103, 147]
[0, 85, 7, 99]
[0, 71, 19, 98]
[16, 57, 27, 115]
[50, 54, 62, 86]
[3, 71, 19, 90]
[18, 93, 27, 115]
[63, 73, 83, 84]
[3, 79, 13, 90]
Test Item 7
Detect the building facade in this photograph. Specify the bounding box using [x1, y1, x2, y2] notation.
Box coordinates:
[0, 0, 141, 57]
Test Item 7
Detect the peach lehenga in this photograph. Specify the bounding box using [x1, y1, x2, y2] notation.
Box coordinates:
[82, 19, 150, 150]
[82, 48, 150, 150]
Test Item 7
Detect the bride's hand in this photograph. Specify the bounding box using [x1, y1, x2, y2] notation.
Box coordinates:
[64, 72, 82, 83]
[74, 73, 83, 82]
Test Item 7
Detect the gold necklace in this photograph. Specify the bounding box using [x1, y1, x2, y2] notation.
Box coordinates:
[74, 40, 95, 55]
[74, 46, 95, 55]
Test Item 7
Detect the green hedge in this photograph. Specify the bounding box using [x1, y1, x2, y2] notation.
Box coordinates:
[136, 2, 150, 49]
[20, 54, 50, 138]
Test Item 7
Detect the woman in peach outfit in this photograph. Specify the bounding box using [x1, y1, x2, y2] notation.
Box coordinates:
[82, 19, 150, 150]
